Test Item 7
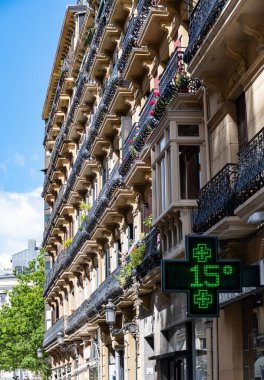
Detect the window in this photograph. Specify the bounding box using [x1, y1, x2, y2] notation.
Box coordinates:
[102, 160, 109, 187]
[158, 155, 168, 213]
[178, 124, 199, 137]
[179, 145, 200, 199]
[236, 92, 248, 148]
[105, 249, 110, 279]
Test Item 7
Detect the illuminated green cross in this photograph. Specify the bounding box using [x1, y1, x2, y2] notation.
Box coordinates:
[193, 243, 211, 262]
[162, 236, 241, 317]
[194, 290, 213, 309]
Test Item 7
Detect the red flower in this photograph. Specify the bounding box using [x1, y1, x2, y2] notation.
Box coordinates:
[149, 111, 154, 116]
[149, 100, 156, 105]
[129, 139, 133, 144]
[153, 91, 160, 96]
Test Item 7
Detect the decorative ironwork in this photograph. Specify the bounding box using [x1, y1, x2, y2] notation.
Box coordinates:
[236, 127, 264, 206]
[184, 0, 229, 64]
[194, 164, 237, 233]
[43, 251, 68, 296]
[43, 316, 65, 348]
[42, 0, 114, 198]
[43, 184, 66, 244]
[118, 0, 152, 72]
[65, 267, 122, 335]
[134, 228, 161, 280]
[44, 60, 71, 144]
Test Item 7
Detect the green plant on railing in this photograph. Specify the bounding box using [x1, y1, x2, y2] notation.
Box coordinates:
[143, 214, 152, 229]
[78, 201, 91, 229]
[63, 238, 73, 248]
[79, 201, 91, 212]
[116, 240, 145, 288]
[174, 71, 190, 91]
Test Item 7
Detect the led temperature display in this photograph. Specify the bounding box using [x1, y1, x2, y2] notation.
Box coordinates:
[161, 236, 241, 317]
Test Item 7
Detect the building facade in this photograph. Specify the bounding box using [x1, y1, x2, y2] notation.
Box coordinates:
[11, 239, 39, 272]
[42, 0, 264, 379]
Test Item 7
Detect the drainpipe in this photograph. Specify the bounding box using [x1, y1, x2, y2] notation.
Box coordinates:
[201, 86, 211, 181]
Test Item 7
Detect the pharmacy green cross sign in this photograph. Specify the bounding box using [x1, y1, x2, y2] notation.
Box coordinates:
[161, 236, 241, 317]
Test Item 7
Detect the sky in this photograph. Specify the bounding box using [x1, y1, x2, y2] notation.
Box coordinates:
[0, 0, 72, 267]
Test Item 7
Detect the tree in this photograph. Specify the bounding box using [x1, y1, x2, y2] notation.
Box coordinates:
[0, 250, 50, 379]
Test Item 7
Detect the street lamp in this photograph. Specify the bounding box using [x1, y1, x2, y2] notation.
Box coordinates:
[105, 299, 138, 336]
[36, 348, 43, 359]
[105, 299, 116, 324]
[57, 332, 78, 355]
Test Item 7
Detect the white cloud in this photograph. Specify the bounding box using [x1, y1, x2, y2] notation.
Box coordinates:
[0, 187, 43, 268]
[12, 153, 25, 166]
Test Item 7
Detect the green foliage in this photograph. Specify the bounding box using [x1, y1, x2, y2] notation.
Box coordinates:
[0, 250, 50, 378]
[143, 214, 152, 229]
[63, 238, 73, 248]
[116, 241, 145, 288]
[79, 201, 91, 212]
[174, 72, 190, 90]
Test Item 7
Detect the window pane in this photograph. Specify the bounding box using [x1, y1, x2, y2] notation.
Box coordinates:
[179, 146, 200, 199]
[178, 124, 199, 137]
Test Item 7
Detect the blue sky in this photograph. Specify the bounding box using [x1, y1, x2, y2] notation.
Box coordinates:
[0, 0, 71, 192]
[0, 0, 73, 266]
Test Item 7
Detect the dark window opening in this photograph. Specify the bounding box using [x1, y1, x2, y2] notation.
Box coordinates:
[236, 92, 248, 148]
[179, 145, 200, 199]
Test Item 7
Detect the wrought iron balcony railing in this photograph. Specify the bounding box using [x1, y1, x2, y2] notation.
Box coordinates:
[44, 60, 71, 145]
[42, 0, 114, 198]
[118, 0, 152, 73]
[65, 229, 160, 335]
[42, 70, 129, 244]
[65, 267, 122, 335]
[194, 164, 237, 233]
[43, 184, 66, 244]
[118, 49, 202, 178]
[43, 250, 68, 295]
[135, 227, 161, 280]
[235, 127, 264, 207]
[43, 316, 65, 348]
[184, 0, 229, 64]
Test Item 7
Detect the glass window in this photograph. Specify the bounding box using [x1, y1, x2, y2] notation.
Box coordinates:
[178, 124, 199, 137]
[159, 136, 166, 152]
[179, 145, 200, 199]
[242, 295, 264, 380]
[105, 249, 110, 279]
[159, 156, 168, 213]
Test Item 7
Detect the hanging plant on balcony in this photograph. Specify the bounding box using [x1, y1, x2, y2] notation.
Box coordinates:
[143, 214, 152, 229]
[116, 240, 146, 288]
[63, 238, 73, 248]
[79, 201, 91, 212]
[174, 72, 190, 92]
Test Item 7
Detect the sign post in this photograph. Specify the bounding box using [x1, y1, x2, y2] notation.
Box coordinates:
[161, 235, 241, 317]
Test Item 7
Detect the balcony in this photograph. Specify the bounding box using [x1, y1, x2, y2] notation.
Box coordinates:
[43, 184, 66, 246]
[235, 127, 264, 222]
[184, 0, 229, 64]
[65, 267, 122, 336]
[136, 227, 161, 281]
[236, 128, 264, 207]
[65, 229, 160, 336]
[43, 0, 115, 199]
[43, 251, 68, 296]
[118, 0, 152, 73]
[43, 316, 65, 348]
[44, 163, 123, 295]
[118, 50, 201, 178]
[44, 60, 71, 145]
[194, 164, 237, 233]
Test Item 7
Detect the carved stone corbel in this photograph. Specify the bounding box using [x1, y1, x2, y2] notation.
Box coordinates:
[238, 14, 264, 53]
